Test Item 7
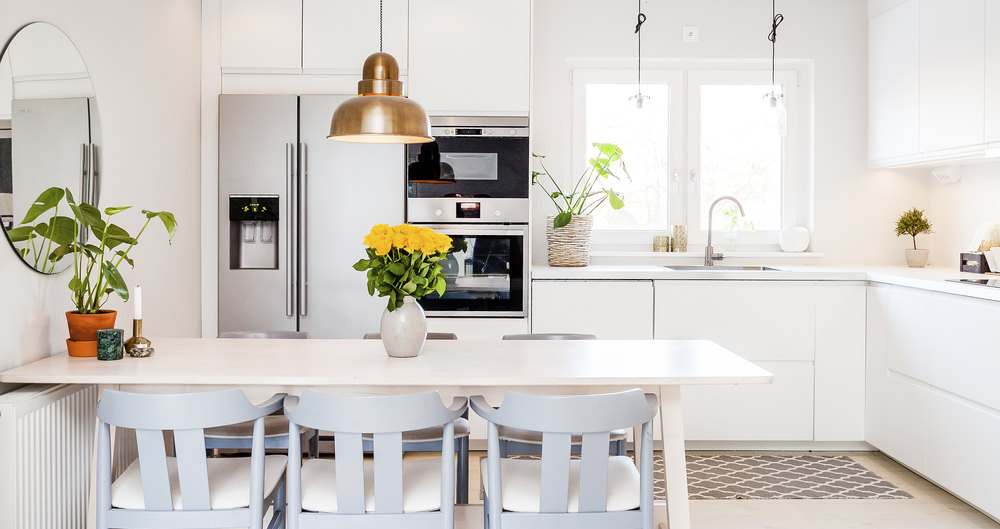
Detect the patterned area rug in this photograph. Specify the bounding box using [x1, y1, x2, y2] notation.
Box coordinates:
[671, 454, 912, 500]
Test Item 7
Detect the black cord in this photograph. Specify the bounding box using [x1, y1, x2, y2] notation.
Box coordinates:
[768, 0, 784, 85]
[379, 0, 384, 52]
[635, 3, 646, 93]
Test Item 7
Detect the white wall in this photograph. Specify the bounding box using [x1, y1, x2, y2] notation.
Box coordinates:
[0, 0, 202, 390]
[530, 0, 932, 265]
[927, 162, 1000, 266]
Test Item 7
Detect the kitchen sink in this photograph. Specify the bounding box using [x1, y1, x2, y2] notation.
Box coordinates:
[662, 265, 783, 271]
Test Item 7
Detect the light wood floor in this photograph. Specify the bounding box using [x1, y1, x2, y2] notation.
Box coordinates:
[460, 450, 1000, 529]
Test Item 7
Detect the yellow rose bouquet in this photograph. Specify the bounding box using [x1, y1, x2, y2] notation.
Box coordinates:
[353, 224, 453, 312]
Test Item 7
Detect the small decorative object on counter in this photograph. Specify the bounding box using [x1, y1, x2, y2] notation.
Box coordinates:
[532, 143, 628, 266]
[895, 207, 932, 268]
[96, 328, 124, 361]
[960, 253, 991, 274]
[653, 235, 671, 252]
[779, 226, 810, 252]
[125, 319, 153, 358]
[353, 224, 453, 358]
[671, 225, 688, 252]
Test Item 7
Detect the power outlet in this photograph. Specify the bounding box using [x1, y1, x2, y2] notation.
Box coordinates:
[683, 26, 699, 43]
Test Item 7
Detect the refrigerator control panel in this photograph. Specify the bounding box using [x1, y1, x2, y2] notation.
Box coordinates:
[229, 195, 279, 221]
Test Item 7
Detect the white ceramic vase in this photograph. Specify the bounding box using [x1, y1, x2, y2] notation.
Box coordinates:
[905, 249, 929, 268]
[379, 296, 428, 358]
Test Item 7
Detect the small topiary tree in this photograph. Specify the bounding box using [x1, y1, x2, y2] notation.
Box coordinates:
[895, 207, 932, 250]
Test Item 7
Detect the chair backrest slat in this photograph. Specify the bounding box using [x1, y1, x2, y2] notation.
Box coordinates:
[372, 432, 404, 514]
[539, 432, 572, 513]
[334, 432, 366, 514]
[501, 333, 597, 340]
[173, 428, 211, 510]
[577, 431, 611, 512]
[486, 390, 656, 433]
[134, 429, 174, 511]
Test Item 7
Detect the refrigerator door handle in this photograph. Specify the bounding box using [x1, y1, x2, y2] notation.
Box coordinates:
[79, 144, 90, 244]
[285, 142, 295, 317]
[298, 142, 308, 317]
[89, 143, 100, 206]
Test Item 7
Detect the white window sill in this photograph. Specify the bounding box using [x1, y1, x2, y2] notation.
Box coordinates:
[586, 250, 825, 265]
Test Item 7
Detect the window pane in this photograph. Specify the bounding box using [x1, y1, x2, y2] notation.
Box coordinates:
[699, 85, 782, 231]
[585, 83, 670, 230]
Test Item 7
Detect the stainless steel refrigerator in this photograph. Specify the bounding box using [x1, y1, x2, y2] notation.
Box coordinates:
[218, 94, 404, 338]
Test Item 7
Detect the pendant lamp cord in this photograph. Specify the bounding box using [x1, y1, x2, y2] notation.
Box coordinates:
[768, 0, 784, 86]
[379, 0, 384, 52]
[634, 2, 646, 93]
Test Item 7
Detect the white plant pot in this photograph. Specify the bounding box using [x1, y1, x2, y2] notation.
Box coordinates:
[379, 296, 428, 358]
[905, 249, 929, 268]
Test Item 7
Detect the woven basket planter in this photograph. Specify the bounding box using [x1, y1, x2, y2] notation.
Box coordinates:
[546, 214, 594, 267]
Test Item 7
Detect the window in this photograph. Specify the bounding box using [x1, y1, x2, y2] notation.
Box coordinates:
[572, 65, 806, 249]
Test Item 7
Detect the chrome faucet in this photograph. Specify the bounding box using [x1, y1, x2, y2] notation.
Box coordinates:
[705, 196, 745, 266]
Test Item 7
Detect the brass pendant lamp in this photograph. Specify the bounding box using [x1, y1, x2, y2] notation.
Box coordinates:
[328, 1, 432, 144]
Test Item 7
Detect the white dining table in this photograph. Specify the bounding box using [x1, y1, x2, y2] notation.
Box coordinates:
[0, 337, 772, 529]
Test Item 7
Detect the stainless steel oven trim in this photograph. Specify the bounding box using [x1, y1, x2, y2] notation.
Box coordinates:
[407, 197, 530, 224]
[429, 116, 528, 128]
[414, 223, 528, 318]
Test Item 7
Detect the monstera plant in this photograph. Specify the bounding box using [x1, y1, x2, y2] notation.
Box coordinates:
[13, 186, 176, 356]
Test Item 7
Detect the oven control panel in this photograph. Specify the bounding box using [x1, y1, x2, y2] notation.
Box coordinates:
[408, 198, 529, 224]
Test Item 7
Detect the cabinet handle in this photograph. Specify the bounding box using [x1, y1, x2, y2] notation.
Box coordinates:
[286, 143, 295, 317]
[298, 143, 308, 317]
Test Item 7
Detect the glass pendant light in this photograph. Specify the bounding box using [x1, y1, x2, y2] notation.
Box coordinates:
[628, 2, 649, 109]
[329, 1, 432, 144]
[763, 0, 787, 136]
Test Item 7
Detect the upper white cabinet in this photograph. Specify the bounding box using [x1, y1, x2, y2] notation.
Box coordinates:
[221, 0, 302, 70]
[407, 0, 530, 115]
[987, 0, 1000, 145]
[918, 0, 985, 153]
[869, 0, 919, 162]
[531, 280, 653, 338]
[302, 0, 408, 71]
[869, 0, 996, 166]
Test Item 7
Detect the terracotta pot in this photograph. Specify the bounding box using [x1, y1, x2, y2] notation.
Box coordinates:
[66, 310, 117, 357]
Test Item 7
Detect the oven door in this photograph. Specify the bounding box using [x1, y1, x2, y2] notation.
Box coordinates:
[416, 224, 526, 317]
[406, 135, 530, 199]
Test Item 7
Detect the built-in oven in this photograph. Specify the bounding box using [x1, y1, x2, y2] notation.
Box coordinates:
[413, 223, 527, 317]
[406, 116, 529, 224]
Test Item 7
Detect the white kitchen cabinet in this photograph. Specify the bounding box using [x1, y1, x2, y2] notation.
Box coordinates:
[918, 0, 985, 153]
[531, 280, 653, 338]
[868, 0, 919, 163]
[924, 293, 1000, 411]
[986, 0, 1000, 144]
[302, 0, 408, 72]
[868, 0, 920, 160]
[813, 283, 866, 441]
[885, 284, 931, 380]
[408, 0, 530, 115]
[221, 0, 302, 70]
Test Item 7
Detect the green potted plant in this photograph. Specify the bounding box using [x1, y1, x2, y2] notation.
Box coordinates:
[532, 142, 628, 266]
[18, 187, 176, 356]
[895, 207, 932, 268]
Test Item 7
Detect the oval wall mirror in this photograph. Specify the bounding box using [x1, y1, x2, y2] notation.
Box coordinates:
[0, 22, 100, 274]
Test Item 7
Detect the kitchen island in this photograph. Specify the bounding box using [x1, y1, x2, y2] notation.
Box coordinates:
[0, 337, 771, 529]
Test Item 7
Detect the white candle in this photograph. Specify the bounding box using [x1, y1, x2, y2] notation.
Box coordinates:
[134, 285, 142, 320]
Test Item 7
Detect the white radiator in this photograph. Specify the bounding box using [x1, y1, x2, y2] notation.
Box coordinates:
[0, 384, 98, 529]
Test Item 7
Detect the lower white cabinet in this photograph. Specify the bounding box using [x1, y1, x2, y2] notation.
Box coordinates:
[866, 283, 1000, 520]
[531, 280, 654, 338]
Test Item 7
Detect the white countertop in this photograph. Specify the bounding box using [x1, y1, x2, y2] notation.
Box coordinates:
[0, 338, 773, 387]
[532, 265, 1000, 302]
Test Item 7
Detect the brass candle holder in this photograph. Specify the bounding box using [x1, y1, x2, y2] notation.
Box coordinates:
[124, 319, 153, 357]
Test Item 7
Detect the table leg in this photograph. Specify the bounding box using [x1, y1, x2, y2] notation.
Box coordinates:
[657, 385, 690, 529]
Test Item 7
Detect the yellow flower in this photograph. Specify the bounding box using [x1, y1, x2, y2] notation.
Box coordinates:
[363, 224, 392, 256]
[362, 223, 451, 256]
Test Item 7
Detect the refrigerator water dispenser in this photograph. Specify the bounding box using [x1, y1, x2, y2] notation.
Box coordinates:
[229, 195, 279, 269]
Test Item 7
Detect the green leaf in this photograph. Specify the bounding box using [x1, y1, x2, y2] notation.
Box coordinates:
[6, 226, 36, 242]
[103, 206, 131, 216]
[352, 259, 370, 271]
[591, 142, 622, 162]
[531, 153, 546, 159]
[402, 281, 417, 294]
[553, 211, 573, 229]
[434, 276, 446, 296]
[43, 216, 79, 245]
[367, 279, 376, 296]
[68, 276, 82, 293]
[387, 261, 406, 275]
[47, 245, 73, 263]
[18, 187, 64, 225]
[95, 224, 136, 249]
[142, 211, 178, 244]
[607, 189, 625, 209]
[589, 157, 611, 177]
[77, 203, 104, 228]
[101, 261, 130, 301]
[115, 250, 135, 268]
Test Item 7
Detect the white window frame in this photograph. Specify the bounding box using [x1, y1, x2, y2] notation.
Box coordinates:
[570, 61, 811, 251]
[571, 68, 684, 247]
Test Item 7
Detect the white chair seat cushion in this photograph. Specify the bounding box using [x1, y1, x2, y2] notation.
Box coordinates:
[111, 454, 287, 510]
[481, 456, 640, 513]
[204, 415, 308, 439]
[300, 457, 443, 513]
[497, 425, 627, 445]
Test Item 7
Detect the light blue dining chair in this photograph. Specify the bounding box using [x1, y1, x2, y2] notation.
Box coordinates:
[96, 388, 288, 529]
[471, 389, 658, 529]
[497, 333, 627, 458]
[284, 390, 468, 528]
